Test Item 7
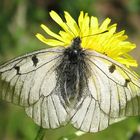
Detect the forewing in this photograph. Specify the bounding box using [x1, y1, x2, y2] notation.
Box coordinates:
[71, 50, 140, 132]
[0, 47, 64, 107]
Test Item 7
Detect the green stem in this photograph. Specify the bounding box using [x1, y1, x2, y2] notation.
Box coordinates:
[34, 127, 46, 140]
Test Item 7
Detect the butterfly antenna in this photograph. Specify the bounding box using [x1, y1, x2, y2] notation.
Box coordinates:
[65, 23, 77, 37]
[81, 30, 109, 39]
[57, 12, 77, 38]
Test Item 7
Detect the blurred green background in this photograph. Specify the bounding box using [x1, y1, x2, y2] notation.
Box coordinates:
[0, 0, 140, 140]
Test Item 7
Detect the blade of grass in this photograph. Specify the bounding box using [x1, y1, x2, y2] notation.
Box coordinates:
[34, 127, 46, 140]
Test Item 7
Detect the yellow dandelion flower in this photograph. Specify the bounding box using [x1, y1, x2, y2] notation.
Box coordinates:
[36, 10, 137, 67]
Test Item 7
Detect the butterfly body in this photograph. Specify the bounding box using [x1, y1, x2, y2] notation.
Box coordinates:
[57, 37, 86, 106]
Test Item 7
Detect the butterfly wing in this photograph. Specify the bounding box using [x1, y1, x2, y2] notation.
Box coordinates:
[0, 47, 64, 107]
[70, 50, 140, 132]
[0, 47, 70, 128]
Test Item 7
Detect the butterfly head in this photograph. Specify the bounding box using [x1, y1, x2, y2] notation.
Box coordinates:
[71, 36, 82, 49]
[64, 37, 84, 63]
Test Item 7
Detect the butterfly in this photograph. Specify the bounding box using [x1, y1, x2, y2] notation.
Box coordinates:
[0, 35, 140, 133]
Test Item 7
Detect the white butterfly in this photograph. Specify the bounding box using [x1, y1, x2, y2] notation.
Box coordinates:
[0, 36, 140, 132]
